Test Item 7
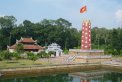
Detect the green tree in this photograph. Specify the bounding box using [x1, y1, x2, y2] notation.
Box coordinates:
[0, 16, 17, 50]
[110, 29, 120, 55]
[16, 43, 24, 53]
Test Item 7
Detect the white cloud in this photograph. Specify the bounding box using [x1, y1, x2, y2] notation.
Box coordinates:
[115, 9, 122, 22]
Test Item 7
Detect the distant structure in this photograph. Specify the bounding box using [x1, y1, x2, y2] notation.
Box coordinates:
[69, 20, 111, 63]
[81, 20, 91, 50]
[46, 43, 63, 56]
[8, 37, 44, 53]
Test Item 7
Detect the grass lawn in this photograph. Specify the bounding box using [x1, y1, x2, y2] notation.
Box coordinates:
[1, 56, 121, 69]
[0, 59, 51, 69]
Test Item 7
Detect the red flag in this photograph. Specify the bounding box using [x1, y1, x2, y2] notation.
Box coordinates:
[80, 6, 87, 13]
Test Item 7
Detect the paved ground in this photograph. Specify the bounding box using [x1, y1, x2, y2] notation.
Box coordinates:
[38, 55, 122, 66]
[102, 57, 122, 66]
[38, 55, 76, 65]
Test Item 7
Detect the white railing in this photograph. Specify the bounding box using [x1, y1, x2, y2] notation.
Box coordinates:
[66, 55, 77, 61]
[76, 55, 112, 59]
[69, 49, 104, 52]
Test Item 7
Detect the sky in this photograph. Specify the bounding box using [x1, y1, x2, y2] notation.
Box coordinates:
[0, 0, 122, 30]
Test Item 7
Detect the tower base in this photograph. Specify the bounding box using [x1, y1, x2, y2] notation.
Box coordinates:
[68, 49, 111, 63]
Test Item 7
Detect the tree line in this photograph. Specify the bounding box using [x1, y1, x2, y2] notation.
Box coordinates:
[0, 16, 122, 55]
[0, 16, 80, 51]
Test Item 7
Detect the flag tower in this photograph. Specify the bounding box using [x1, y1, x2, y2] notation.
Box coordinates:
[68, 1, 110, 64]
[81, 20, 91, 50]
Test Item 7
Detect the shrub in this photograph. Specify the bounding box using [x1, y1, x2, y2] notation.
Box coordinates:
[11, 52, 20, 60]
[27, 52, 38, 62]
[104, 49, 113, 55]
[64, 49, 69, 54]
[112, 49, 119, 55]
[37, 51, 51, 58]
[120, 50, 122, 56]
[48, 51, 55, 56]
[44, 53, 50, 58]
[2, 50, 12, 60]
[0, 52, 4, 61]
[37, 52, 44, 58]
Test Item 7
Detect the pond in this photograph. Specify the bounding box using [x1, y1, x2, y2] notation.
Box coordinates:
[0, 70, 122, 82]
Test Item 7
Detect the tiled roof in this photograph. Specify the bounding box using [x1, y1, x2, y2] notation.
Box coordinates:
[23, 45, 43, 50]
[18, 37, 36, 43]
[8, 37, 44, 51]
[9, 44, 16, 49]
[9, 44, 43, 50]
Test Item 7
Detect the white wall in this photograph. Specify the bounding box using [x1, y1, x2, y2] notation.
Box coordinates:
[9, 49, 14, 53]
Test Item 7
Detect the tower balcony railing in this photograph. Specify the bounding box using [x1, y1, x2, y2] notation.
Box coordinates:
[69, 49, 104, 52]
[76, 55, 112, 59]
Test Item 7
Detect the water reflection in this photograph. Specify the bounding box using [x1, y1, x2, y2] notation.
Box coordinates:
[70, 70, 122, 82]
[0, 74, 73, 82]
[70, 70, 110, 82]
[0, 70, 122, 82]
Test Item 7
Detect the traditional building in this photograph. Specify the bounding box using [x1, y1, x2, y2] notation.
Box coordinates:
[46, 43, 63, 56]
[8, 37, 44, 53]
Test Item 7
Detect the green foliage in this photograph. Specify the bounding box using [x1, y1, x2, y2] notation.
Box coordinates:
[44, 53, 50, 58]
[37, 51, 46, 58]
[0, 16, 80, 50]
[11, 52, 20, 60]
[0, 16, 17, 49]
[64, 49, 69, 54]
[104, 49, 113, 55]
[37, 51, 51, 58]
[105, 49, 119, 55]
[27, 52, 38, 61]
[0, 51, 20, 60]
[15, 43, 24, 53]
[2, 50, 11, 60]
[37, 52, 43, 58]
[0, 51, 5, 61]
[1, 15, 122, 56]
[48, 51, 55, 56]
[91, 27, 122, 55]
[112, 49, 119, 55]
[120, 50, 122, 56]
